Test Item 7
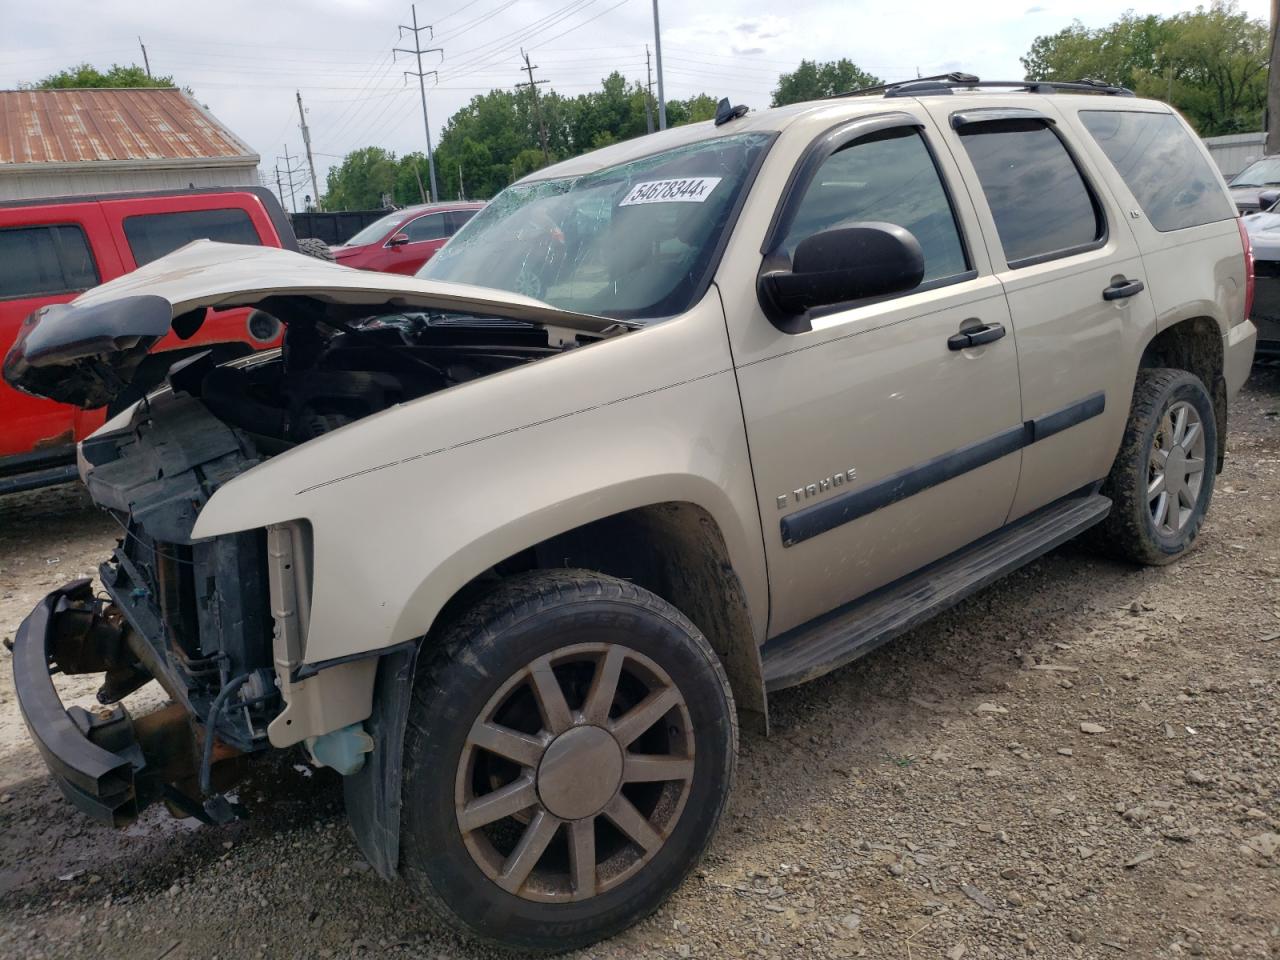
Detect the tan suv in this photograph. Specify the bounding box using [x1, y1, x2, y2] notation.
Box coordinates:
[5, 75, 1257, 952]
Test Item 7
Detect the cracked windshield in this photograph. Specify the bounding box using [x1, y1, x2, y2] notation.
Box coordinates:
[418, 132, 772, 320]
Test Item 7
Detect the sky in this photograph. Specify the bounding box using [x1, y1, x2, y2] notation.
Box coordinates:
[3, 0, 1271, 206]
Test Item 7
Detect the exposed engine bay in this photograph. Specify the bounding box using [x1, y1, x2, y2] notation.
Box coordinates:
[169, 298, 584, 450]
[39, 300, 601, 823]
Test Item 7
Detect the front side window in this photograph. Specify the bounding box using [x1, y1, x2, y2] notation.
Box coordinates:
[420, 132, 773, 321]
[402, 212, 449, 242]
[0, 224, 99, 300]
[123, 208, 261, 266]
[344, 211, 404, 246]
[1080, 110, 1234, 232]
[781, 126, 969, 284]
[958, 118, 1103, 267]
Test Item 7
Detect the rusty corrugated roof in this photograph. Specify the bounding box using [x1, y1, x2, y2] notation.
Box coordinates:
[0, 88, 256, 167]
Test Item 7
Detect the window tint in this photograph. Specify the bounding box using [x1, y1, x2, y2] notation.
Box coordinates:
[123, 208, 260, 266]
[448, 208, 478, 233]
[782, 127, 969, 284]
[402, 212, 449, 242]
[1079, 110, 1234, 232]
[958, 119, 1102, 266]
[0, 225, 99, 301]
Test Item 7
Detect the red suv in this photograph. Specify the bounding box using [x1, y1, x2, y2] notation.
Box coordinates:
[331, 201, 483, 275]
[0, 186, 314, 495]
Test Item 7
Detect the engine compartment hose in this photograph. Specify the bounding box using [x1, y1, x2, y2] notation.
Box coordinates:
[198, 673, 251, 797]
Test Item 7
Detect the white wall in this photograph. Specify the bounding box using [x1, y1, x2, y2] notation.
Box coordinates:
[1202, 133, 1265, 180]
[0, 163, 261, 202]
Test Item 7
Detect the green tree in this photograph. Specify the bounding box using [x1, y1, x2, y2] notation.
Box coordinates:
[324, 146, 399, 210]
[1021, 2, 1267, 135]
[771, 59, 881, 106]
[34, 62, 179, 89]
[665, 94, 720, 125]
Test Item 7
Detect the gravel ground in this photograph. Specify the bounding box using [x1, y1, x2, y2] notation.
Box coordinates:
[0, 366, 1277, 960]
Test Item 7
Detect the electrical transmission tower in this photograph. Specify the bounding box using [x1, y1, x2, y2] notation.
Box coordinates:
[517, 49, 550, 164]
[395, 4, 443, 203]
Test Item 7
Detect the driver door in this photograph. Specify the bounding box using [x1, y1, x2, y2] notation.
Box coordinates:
[722, 113, 1024, 635]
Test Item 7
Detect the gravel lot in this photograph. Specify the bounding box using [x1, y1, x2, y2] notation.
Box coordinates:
[1, 366, 1277, 960]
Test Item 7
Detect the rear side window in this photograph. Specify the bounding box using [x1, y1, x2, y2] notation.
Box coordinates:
[0, 224, 99, 300]
[123, 208, 260, 266]
[448, 209, 477, 233]
[1079, 110, 1234, 232]
[782, 126, 970, 284]
[402, 212, 449, 242]
[958, 118, 1103, 267]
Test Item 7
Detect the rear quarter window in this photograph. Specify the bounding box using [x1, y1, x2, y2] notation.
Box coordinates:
[1079, 110, 1235, 232]
[123, 208, 261, 266]
[0, 224, 99, 300]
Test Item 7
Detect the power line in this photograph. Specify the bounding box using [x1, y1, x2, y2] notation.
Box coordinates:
[394, 2, 445, 202]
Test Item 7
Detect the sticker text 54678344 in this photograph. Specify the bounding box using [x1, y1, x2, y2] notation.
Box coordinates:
[619, 177, 723, 206]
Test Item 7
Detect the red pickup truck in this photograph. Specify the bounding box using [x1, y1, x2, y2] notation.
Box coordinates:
[0, 186, 319, 495]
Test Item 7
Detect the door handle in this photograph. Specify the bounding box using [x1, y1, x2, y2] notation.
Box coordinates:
[948, 322, 1006, 351]
[1103, 277, 1145, 301]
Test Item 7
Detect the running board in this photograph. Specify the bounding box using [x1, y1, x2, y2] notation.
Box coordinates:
[760, 493, 1112, 692]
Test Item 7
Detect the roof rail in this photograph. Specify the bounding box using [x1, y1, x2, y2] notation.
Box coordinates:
[835, 74, 1135, 100]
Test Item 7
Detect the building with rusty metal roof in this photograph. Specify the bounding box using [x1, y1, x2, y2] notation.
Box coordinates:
[0, 87, 260, 201]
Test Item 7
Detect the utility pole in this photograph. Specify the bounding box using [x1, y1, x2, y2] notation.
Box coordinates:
[296, 91, 322, 211]
[274, 164, 286, 211]
[395, 4, 443, 203]
[1268, 0, 1280, 155]
[458, 163, 465, 201]
[652, 0, 667, 129]
[278, 147, 300, 214]
[138, 37, 152, 79]
[517, 48, 550, 163]
[644, 45, 655, 134]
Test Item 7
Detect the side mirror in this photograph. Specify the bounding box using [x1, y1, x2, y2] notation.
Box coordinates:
[387, 232, 410, 247]
[1259, 189, 1280, 211]
[759, 223, 925, 319]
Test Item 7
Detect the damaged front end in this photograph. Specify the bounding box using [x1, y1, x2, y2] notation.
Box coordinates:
[5, 241, 625, 830]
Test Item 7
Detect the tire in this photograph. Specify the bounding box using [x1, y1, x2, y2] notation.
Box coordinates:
[1092, 368, 1217, 565]
[296, 237, 336, 261]
[400, 570, 737, 953]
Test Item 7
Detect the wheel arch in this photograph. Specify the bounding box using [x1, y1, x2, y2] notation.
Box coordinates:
[426, 498, 769, 731]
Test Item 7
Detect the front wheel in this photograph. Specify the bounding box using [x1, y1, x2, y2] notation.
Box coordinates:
[1092, 368, 1218, 565]
[400, 570, 737, 953]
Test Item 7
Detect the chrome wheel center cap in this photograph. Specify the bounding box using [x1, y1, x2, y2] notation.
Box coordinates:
[537, 725, 623, 820]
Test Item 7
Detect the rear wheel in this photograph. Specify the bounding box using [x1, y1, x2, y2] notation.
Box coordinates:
[401, 570, 736, 953]
[1092, 368, 1217, 565]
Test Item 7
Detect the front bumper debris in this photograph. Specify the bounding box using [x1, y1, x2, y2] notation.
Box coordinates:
[12, 579, 238, 827]
[12, 580, 142, 825]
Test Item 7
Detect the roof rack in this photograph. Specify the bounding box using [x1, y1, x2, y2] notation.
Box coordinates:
[834, 73, 1135, 99]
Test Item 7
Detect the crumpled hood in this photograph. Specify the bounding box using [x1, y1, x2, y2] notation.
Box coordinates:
[3, 239, 620, 409]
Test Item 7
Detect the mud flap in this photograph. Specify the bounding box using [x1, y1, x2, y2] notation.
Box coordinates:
[343, 644, 419, 879]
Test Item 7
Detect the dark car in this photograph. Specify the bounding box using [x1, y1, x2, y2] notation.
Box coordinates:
[330, 202, 484, 275]
[1229, 156, 1280, 213]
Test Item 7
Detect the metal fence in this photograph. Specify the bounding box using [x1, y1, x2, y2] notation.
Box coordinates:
[289, 210, 388, 245]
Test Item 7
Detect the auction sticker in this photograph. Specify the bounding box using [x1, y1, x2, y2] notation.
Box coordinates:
[619, 177, 722, 206]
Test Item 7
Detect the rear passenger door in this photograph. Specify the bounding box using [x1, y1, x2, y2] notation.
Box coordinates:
[925, 100, 1159, 521]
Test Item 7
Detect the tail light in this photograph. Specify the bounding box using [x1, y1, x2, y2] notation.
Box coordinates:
[1237, 216, 1255, 323]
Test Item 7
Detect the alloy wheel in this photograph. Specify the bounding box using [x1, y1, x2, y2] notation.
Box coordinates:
[454, 642, 695, 903]
[1148, 399, 1207, 537]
